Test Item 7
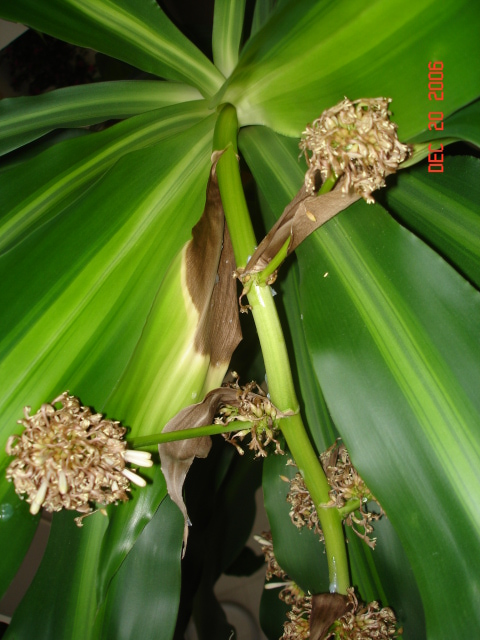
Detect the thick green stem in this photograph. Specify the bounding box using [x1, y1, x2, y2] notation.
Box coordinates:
[213, 103, 350, 594]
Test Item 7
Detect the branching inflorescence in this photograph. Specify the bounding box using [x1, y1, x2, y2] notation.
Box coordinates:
[286, 440, 384, 548]
[255, 531, 400, 640]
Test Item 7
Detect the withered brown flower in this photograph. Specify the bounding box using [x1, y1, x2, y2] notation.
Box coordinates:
[285, 469, 324, 542]
[255, 531, 312, 640]
[300, 97, 410, 203]
[5, 392, 152, 523]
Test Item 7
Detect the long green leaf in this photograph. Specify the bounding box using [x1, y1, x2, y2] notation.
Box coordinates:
[0, 0, 224, 95]
[1, 98, 258, 635]
[0, 100, 210, 254]
[5, 510, 108, 640]
[220, 0, 480, 139]
[0, 81, 202, 155]
[0, 483, 40, 600]
[212, 0, 247, 77]
[95, 497, 184, 640]
[2, 108, 250, 638]
[380, 155, 480, 288]
[0, 115, 215, 593]
[95, 465, 167, 604]
[297, 203, 480, 638]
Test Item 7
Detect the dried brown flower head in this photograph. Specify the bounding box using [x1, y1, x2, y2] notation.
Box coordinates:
[300, 97, 410, 203]
[325, 588, 400, 639]
[216, 374, 284, 457]
[5, 392, 152, 523]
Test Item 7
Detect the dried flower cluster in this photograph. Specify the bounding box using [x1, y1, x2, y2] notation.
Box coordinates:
[300, 97, 410, 203]
[321, 440, 383, 548]
[283, 595, 312, 640]
[286, 442, 383, 547]
[254, 531, 287, 581]
[325, 588, 400, 639]
[255, 531, 311, 640]
[5, 392, 152, 523]
[285, 469, 324, 542]
[215, 374, 284, 457]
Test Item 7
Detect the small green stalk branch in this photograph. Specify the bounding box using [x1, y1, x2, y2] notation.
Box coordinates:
[318, 172, 338, 194]
[256, 237, 290, 286]
[213, 103, 350, 595]
[337, 498, 362, 519]
[128, 420, 253, 449]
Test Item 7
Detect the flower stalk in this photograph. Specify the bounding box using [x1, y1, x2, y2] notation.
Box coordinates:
[213, 103, 350, 595]
[128, 419, 255, 449]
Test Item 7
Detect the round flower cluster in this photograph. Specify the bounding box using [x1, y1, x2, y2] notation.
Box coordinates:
[300, 97, 410, 203]
[5, 392, 152, 522]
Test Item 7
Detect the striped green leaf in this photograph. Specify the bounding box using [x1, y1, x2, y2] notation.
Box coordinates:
[212, 0, 247, 77]
[0, 100, 210, 254]
[0, 81, 202, 156]
[0, 113, 216, 603]
[5, 497, 184, 640]
[94, 498, 184, 640]
[380, 155, 480, 288]
[297, 200, 480, 639]
[221, 0, 480, 139]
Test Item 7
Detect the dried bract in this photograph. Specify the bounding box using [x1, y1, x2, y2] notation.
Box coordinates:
[325, 588, 400, 639]
[300, 97, 410, 203]
[5, 392, 152, 523]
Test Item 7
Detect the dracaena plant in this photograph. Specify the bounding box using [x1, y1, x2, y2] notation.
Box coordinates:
[0, 0, 480, 638]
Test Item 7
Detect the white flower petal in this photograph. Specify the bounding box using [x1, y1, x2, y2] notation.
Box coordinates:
[123, 449, 153, 467]
[122, 468, 147, 487]
[30, 478, 49, 515]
